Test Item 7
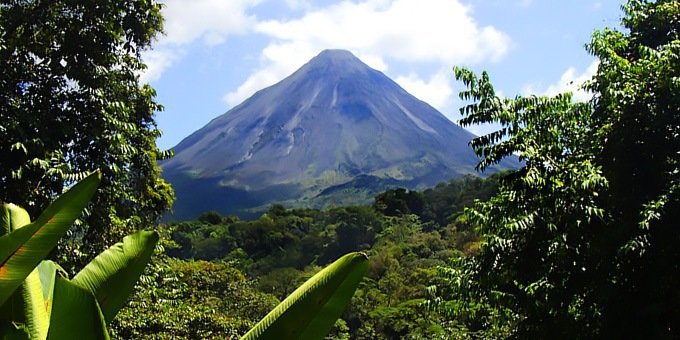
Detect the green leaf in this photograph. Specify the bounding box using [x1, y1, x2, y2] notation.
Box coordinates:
[37, 261, 58, 322]
[3, 261, 60, 340]
[0, 206, 39, 337]
[0, 171, 101, 307]
[46, 276, 109, 340]
[21, 264, 49, 340]
[0, 203, 31, 236]
[71, 230, 159, 323]
[242, 252, 368, 340]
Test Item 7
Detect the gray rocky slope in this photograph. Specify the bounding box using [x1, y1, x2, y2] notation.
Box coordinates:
[161, 49, 515, 220]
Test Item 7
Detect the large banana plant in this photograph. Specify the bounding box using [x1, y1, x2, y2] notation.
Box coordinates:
[0, 171, 159, 339]
[242, 252, 368, 340]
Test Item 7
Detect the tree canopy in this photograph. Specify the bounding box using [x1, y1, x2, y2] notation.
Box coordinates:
[0, 0, 173, 266]
[437, 0, 680, 337]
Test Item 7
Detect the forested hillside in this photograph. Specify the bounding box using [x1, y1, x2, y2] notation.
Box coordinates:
[111, 174, 503, 339]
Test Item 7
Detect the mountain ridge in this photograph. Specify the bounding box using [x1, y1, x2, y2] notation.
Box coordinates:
[161, 49, 515, 220]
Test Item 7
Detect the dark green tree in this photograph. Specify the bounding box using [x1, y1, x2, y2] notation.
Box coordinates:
[585, 0, 680, 336]
[438, 0, 680, 338]
[197, 211, 224, 225]
[0, 0, 173, 266]
[374, 188, 428, 217]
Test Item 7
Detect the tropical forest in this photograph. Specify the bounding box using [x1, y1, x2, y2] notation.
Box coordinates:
[1, 0, 679, 339]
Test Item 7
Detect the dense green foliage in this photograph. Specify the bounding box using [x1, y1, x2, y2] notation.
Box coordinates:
[5, 1, 677, 338]
[0, 1, 501, 338]
[0, 0, 174, 270]
[375, 173, 503, 227]
[113, 175, 500, 339]
[433, 1, 680, 338]
[0, 173, 158, 339]
[111, 251, 280, 339]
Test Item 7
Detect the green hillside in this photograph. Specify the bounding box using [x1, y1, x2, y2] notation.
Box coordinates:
[112, 174, 503, 339]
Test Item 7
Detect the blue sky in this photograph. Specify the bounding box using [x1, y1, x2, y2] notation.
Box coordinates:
[145, 0, 623, 150]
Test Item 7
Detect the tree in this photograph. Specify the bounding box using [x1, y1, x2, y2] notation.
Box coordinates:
[111, 256, 280, 339]
[0, 0, 173, 267]
[373, 188, 428, 217]
[0, 172, 158, 339]
[438, 0, 680, 337]
[585, 1, 680, 336]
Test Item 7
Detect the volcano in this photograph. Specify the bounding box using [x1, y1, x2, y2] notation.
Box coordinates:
[161, 49, 515, 220]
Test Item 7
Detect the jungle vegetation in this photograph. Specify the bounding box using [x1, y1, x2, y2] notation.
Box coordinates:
[1, 0, 679, 339]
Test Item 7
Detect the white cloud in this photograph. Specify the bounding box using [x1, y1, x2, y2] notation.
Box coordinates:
[139, 48, 182, 83]
[395, 70, 454, 112]
[257, 0, 509, 63]
[285, 0, 313, 10]
[523, 60, 599, 102]
[223, 41, 319, 106]
[140, 0, 260, 82]
[224, 0, 510, 107]
[160, 0, 259, 45]
[354, 52, 388, 72]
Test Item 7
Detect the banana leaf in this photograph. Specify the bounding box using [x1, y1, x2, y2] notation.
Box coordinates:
[0, 202, 30, 236]
[71, 230, 159, 323]
[20, 264, 49, 340]
[46, 276, 109, 340]
[0, 171, 101, 306]
[242, 252, 368, 340]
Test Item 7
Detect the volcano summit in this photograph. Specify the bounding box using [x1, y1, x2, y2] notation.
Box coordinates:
[161, 49, 514, 220]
